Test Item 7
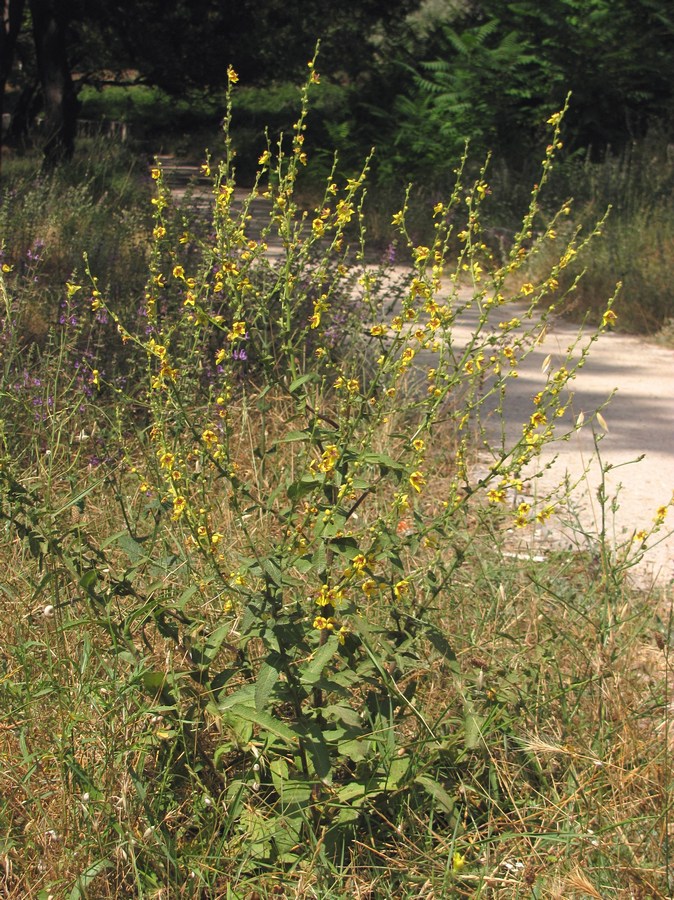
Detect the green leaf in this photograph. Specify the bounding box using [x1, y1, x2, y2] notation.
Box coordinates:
[336, 781, 374, 806]
[302, 720, 332, 780]
[414, 774, 456, 814]
[300, 636, 339, 685]
[294, 555, 313, 574]
[218, 684, 256, 711]
[141, 671, 167, 694]
[311, 542, 327, 572]
[69, 859, 113, 899]
[226, 704, 298, 744]
[287, 475, 324, 500]
[79, 570, 98, 592]
[339, 738, 368, 762]
[358, 451, 404, 474]
[111, 531, 149, 563]
[255, 661, 281, 711]
[176, 584, 199, 610]
[260, 555, 284, 586]
[387, 755, 410, 789]
[275, 430, 312, 443]
[464, 703, 485, 750]
[425, 624, 459, 673]
[324, 704, 362, 728]
[51, 478, 104, 518]
[328, 535, 359, 555]
[288, 373, 317, 393]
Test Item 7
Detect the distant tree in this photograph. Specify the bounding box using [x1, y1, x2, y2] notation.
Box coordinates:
[476, 0, 674, 152]
[380, 0, 674, 185]
[29, 0, 78, 166]
[2, 0, 420, 168]
[1, 0, 77, 169]
[0, 0, 26, 173]
[56, 0, 418, 95]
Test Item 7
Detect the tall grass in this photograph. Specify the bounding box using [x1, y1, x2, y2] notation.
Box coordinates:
[516, 133, 674, 334]
[0, 68, 671, 898]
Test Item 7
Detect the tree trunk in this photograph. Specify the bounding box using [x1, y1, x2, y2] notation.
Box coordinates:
[29, 0, 77, 168]
[0, 0, 26, 176]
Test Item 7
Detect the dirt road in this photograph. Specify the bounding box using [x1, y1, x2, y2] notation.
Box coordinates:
[450, 300, 674, 587]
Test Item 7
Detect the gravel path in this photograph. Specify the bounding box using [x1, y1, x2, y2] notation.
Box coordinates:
[448, 300, 674, 587]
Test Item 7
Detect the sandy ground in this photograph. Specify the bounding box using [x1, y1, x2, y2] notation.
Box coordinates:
[444, 296, 674, 588]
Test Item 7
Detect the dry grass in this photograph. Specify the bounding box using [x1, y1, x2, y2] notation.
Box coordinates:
[1, 406, 670, 896]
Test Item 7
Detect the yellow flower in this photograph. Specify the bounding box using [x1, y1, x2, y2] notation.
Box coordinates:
[227, 65, 239, 84]
[487, 489, 505, 504]
[351, 554, 367, 572]
[452, 852, 466, 872]
[66, 281, 82, 298]
[150, 167, 161, 180]
[602, 308, 618, 328]
[147, 339, 167, 358]
[361, 579, 378, 597]
[409, 470, 426, 493]
[536, 505, 554, 523]
[316, 585, 344, 608]
[172, 265, 185, 280]
[171, 495, 187, 520]
[158, 451, 175, 470]
[319, 444, 340, 473]
[227, 321, 247, 342]
[521, 282, 534, 296]
[336, 200, 353, 224]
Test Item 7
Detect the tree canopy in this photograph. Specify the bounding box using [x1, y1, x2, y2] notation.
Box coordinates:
[2, 0, 674, 173]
